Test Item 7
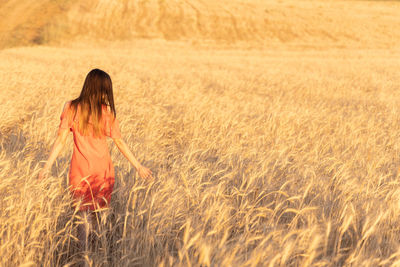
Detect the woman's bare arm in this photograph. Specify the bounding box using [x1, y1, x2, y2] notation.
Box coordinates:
[38, 128, 69, 180]
[112, 137, 153, 179]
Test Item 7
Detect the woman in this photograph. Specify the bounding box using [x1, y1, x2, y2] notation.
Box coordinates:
[38, 68, 153, 261]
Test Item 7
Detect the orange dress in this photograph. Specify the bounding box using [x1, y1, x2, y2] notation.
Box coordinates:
[58, 101, 122, 211]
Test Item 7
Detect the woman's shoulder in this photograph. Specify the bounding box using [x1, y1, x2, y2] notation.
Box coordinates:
[63, 100, 73, 109]
[102, 104, 115, 117]
[61, 100, 72, 112]
[62, 100, 78, 118]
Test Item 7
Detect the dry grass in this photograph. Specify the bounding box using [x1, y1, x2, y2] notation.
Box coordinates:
[2, 0, 400, 266]
[1, 40, 400, 266]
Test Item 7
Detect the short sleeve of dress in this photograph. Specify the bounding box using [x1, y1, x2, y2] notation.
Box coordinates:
[105, 115, 122, 139]
[58, 101, 72, 133]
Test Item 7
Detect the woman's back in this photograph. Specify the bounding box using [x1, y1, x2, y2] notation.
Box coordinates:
[58, 100, 121, 211]
[61, 101, 121, 136]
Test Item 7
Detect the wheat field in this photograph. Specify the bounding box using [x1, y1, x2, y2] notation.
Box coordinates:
[1, 0, 400, 266]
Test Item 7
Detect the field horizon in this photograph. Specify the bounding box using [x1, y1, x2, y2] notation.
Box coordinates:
[1, 0, 400, 49]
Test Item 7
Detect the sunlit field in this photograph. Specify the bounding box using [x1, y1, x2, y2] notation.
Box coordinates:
[1, 0, 400, 266]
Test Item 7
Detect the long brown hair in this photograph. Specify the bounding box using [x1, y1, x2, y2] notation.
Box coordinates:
[70, 69, 116, 138]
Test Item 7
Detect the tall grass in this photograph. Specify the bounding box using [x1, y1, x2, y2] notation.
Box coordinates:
[1, 40, 400, 266]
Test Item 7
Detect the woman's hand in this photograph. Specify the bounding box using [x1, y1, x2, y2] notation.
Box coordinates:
[38, 168, 50, 181]
[137, 165, 153, 180]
